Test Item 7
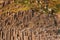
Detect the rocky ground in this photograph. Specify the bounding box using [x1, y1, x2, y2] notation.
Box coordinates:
[0, 9, 60, 40]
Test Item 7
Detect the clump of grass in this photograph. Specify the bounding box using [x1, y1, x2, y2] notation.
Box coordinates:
[57, 29, 60, 35]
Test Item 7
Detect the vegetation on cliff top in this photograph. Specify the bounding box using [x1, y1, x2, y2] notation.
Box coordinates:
[0, 0, 60, 14]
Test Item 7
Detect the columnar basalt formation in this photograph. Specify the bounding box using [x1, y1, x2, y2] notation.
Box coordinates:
[0, 9, 60, 40]
[0, 0, 60, 40]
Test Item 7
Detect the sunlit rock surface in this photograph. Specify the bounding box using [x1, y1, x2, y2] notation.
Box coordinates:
[0, 10, 60, 40]
[0, 0, 60, 40]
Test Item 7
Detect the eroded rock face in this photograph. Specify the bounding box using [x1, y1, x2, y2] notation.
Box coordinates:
[0, 10, 60, 40]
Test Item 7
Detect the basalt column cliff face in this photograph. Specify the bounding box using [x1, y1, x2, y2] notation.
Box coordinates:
[0, 0, 60, 40]
[0, 10, 60, 40]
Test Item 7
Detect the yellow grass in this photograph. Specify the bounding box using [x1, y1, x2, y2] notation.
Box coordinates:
[0, 3, 31, 14]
